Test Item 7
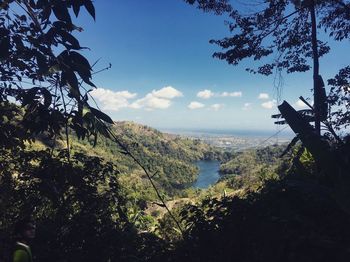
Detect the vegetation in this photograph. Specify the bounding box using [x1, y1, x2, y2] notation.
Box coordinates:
[205, 0, 350, 135]
[0, 0, 116, 148]
[2, 0, 350, 262]
[220, 144, 285, 175]
[218, 144, 286, 191]
[171, 176, 350, 262]
[0, 148, 149, 261]
[71, 121, 218, 195]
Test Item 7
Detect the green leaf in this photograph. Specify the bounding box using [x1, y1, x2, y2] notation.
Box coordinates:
[0, 37, 10, 60]
[36, 0, 49, 9]
[13, 35, 24, 50]
[53, 21, 68, 30]
[90, 107, 113, 124]
[42, 6, 52, 21]
[63, 70, 80, 100]
[35, 51, 48, 74]
[22, 87, 40, 106]
[84, 0, 95, 20]
[58, 30, 81, 49]
[82, 105, 91, 116]
[69, 51, 96, 87]
[48, 64, 60, 74]
[72, 0, 82, 17]
[40, 88, 52, 108]
[94, 118, 111, 138]
[281, 135, 300, 157]
[52, 3, 72, 24]
[70, 51, 91, 70]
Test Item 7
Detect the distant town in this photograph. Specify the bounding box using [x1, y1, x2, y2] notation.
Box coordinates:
[186, 134, 290, 151]
[163, 129, 293, 151]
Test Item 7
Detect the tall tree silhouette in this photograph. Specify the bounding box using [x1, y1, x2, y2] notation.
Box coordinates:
[189, 0, 350, 135]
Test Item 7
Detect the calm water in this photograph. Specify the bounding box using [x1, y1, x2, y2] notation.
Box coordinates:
[193, 160, 220, 189]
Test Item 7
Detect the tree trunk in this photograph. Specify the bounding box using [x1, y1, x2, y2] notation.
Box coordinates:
[310, 0, 321, 135]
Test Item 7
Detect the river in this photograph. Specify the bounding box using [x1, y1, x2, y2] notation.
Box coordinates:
[193, 160, 220, 189]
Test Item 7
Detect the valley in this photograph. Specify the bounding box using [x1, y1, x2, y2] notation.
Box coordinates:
[63, 121, 289, 231]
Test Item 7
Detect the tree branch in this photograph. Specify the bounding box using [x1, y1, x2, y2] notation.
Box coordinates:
[101, 122, 185, 238]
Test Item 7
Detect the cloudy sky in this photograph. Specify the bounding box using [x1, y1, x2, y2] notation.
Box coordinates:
[76, 0, 350, 132]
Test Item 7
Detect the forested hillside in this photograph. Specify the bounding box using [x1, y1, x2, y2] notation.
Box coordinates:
[69, 121, 220, 195]
[2, 0, 350, 261]
[217, 145, 286, 191]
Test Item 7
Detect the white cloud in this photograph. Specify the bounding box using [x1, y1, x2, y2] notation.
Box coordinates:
[130, 86, 182, 110]
[258, 93, 269, 99]
[220, 91, 242, 97]
[197, 89, 214, 99]
[295, 99, 306, 109]
[210, 104, 224, 111]
[188, 101, 205, 110]
[294, 99, 313, 109]
[261, 100, 277, 109]
[90, 88, 137, 111]
[242, 103, 252, 110]
[130, 94, 171, 110]
[197, 90, 242, 99]
[151, 86, 183, 99]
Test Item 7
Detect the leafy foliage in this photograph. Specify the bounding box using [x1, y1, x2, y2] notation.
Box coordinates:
[328, 66, 350, 129]
[171, 177, 350, 262]
[192, 0, 350, 134]
[3, 2, 350, 261]
[206, 1, 350, 76]
[184, 0, 231, 14]
[0, 148, 155, 261]
[218, 144, 286, 190]
[0, 101, 30, 148]
[0, 0, 112, 147]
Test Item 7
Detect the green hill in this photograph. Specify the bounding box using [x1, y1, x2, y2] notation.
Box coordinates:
[68, 121, 218, 197]
[215, 144, 287, 191]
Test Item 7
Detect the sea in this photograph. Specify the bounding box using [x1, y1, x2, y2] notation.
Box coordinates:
[160, 127, 294, 139]
[159, 128, 294, 151]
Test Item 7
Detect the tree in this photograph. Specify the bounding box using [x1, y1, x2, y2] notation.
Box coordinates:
[0, 147, 159, 261]
[0, 1, 192, 238]
[0, 2, 138, 259]
[193, 0, 350, 135]
[184, 0, 232, 14]
[328, 66, 350, 130]
[0, 0, 113, 151]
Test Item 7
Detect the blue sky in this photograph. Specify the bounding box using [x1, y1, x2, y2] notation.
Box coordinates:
[74, 0, 350, 131]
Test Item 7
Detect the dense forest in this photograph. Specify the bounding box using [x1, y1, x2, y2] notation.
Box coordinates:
[71, 121, 219, 194]
[1, 0, 350, 261]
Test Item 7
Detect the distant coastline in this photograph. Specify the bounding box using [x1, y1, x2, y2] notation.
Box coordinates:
[158, 127, 293, 150]
[159, 127, 294, 139]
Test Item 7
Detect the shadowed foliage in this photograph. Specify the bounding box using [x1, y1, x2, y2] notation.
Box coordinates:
[0, 0, 113, 149]
[0, 148, 168, 262]
[2, 1, 350, 262]
[169, 177, 350, 262]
